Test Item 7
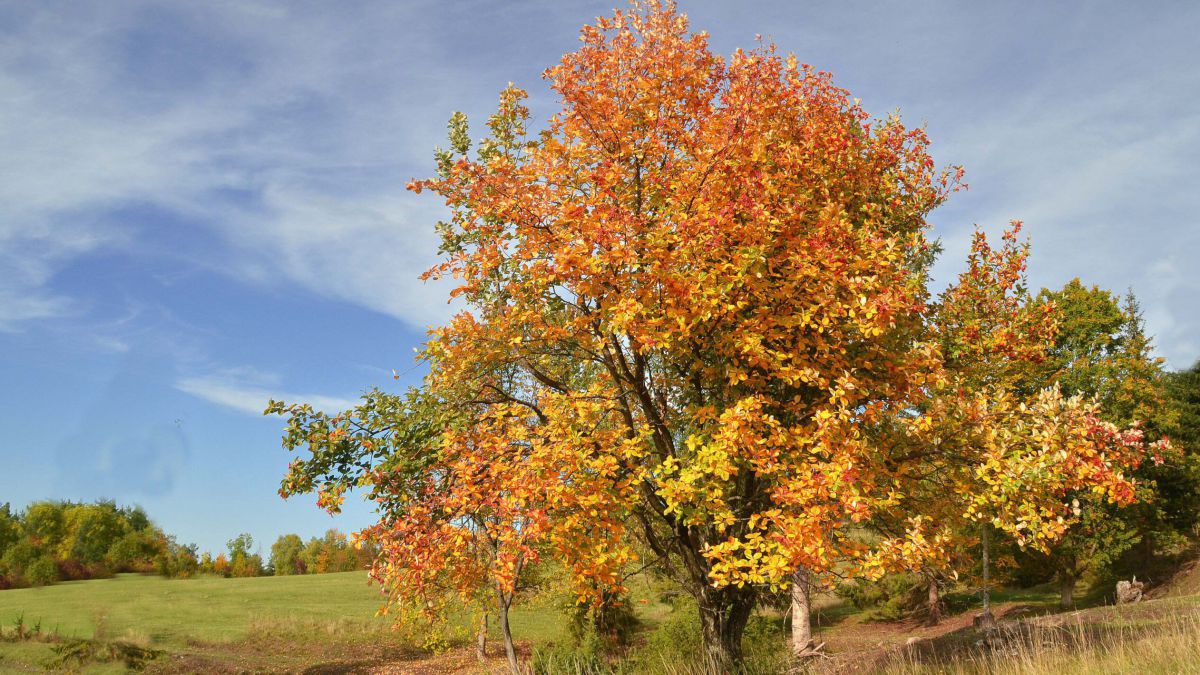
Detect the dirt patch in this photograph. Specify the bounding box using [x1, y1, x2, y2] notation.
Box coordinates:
[368, 643, 532, 674]
[145, 637, 532, 674]
[146, 634, 425, 674]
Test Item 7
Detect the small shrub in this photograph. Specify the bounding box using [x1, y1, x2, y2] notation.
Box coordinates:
[56, 558, 111, 582]
[635, 595, 702, 668]
[836, 573, 921, 622]
[50, 638, 163, 671]
[566, 594, 640, 653]
[530, 645, 613, 674]
[24, 557, 58, 587]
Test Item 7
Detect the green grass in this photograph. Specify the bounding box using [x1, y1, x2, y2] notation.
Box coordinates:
[0, 572, 389, 646]
[0, 571, 582, 672]
[2, 570, 1199, 673]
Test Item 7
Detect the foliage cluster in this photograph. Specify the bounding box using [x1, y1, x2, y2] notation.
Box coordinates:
[0, 500, 185, 588]
[835, 573, 923, 623]
[269, 529, 377, 576]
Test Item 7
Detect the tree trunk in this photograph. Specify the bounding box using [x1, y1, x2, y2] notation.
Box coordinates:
[978, 523, 996, 633]
[476, 611, 488, 662]
[927, 576, 942, 626]
[697, 586, 756, 673]
[1059, 573, 1076, 609]
[791, 566, 813, 655]
[497, 590, 519, 675]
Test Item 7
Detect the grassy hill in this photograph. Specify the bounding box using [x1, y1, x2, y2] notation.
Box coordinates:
[0, 571, 388, 644]
[2, 569, 1200, 672]
[0, 572, 572, 672]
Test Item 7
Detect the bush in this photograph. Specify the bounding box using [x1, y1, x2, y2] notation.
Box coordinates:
[623, 594, 787, 674]
[637, 595, 702, 666]
[566, 594, 640, 654]
[836, 573, 921, 622]
[155, 539, 200, 579]
[107, 530, 164, 573]
[56, 558, 111, 582]
[230, 553, 264, 578]
[25, 556, 59, 586]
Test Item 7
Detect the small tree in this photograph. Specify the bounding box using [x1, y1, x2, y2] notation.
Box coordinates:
[891, 227, 1154, 624]
[225, 533, 263, 578]
[273, 390, 567, 674]
[270, 534, 306, 575]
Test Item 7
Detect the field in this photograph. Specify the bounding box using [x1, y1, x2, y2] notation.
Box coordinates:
[0, 572, 576, 673]
[2, 569, 1200, 673]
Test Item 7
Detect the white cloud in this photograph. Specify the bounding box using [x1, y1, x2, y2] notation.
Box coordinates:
[0, 1, 481, 331]
[0, 289, 70, 331]
[213, 180, 458, 329]
[176, 371, 359, 416]
[0, 227, 108, 330]
[1, 0, 1196, 368]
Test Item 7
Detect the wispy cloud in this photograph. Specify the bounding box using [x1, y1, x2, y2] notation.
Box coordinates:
[214, 181, 456, 329]
[0, 1, 488, 331]
[176, 370, 359, 416]
[1, 0, 1196, 367]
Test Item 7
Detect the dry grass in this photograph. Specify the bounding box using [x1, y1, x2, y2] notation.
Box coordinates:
[873, 611, 1200, 674]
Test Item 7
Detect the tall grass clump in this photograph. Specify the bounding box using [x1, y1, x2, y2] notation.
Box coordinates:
[879, 612, 1200, 674]
[531, 594, 790, 674]
[630, 596, 788, 675]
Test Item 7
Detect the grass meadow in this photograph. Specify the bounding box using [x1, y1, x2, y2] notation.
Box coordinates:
[0, 571, 574, 672]
[1, 569, 1200, 672]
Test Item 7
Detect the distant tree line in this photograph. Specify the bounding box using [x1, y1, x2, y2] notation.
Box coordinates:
[267, 529, 377, 576]
[0, 500, 376, 589]
[0, 500, 193, 588]
[194, 529, 376, 578]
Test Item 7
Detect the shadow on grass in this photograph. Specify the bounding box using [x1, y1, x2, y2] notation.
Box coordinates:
[813, 600, 857, 630]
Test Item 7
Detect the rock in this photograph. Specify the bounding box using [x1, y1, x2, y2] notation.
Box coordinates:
[973, 611, 998, 632]
[1116, 577, 1145, 604]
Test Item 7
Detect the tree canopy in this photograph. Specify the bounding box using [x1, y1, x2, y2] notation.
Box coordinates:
[272, 2, 1161, 669]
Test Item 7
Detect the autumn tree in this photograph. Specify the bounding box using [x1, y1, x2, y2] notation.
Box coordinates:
[836, 229, 1044, 628]
[409, 4, 971, 666]
[1022, 282, 1188, 604]
[226, 533, 263, 578]
[922, 223, 1055, 627]
[270, 534, 306, 575]
[272, 387, 578, 673]
[874, 226, 1154, 625]
[276, 3, 1157, 669]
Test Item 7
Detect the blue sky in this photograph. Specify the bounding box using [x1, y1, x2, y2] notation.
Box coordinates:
[1, 1, 1197, 556]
